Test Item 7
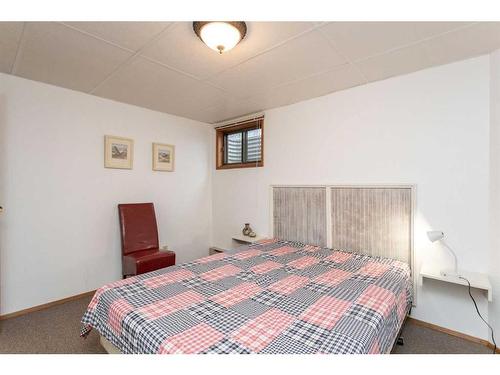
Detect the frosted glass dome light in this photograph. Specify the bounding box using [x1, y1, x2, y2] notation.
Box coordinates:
[193, 22, 247, 54]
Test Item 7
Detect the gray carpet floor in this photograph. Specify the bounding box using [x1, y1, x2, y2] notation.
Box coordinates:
[0, 295, 492, 354]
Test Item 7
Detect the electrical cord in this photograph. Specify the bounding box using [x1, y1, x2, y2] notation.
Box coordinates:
[458, 276, 496, 354]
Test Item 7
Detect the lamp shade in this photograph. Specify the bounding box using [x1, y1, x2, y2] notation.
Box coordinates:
[427, 230, 444, 243]
[193, 22, 247, 54]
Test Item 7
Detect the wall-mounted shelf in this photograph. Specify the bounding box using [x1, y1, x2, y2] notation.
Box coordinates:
[232, 234, 267, 245]
[419, 264, 492, 302]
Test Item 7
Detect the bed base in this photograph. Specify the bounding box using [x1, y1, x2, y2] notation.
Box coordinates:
[100, 335, 121, 354]
[390, 308, 412, 353]
[100, 314, 411, 355]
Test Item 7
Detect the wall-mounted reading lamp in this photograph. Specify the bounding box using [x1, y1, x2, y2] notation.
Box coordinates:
[426, 230, 460, 277]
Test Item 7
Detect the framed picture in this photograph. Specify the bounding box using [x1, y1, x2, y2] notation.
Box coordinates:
[153, 143, 175, 172]
[104, 135, 134, 169]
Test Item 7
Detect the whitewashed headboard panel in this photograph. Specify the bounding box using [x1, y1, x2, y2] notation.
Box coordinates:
[330, 187, 412, 263]
[270, 185, 414, 265]
[272, 187, 327, 247]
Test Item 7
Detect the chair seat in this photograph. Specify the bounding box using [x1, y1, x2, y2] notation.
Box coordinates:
[123, 249, 176, 276]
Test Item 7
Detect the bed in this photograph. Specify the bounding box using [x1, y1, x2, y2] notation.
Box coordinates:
[81, 185, 415, 354]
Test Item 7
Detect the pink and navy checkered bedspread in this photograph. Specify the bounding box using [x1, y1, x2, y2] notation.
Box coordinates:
[81, 239, 412, 354]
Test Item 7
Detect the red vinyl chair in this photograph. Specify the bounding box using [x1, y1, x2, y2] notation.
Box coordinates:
[118, 203, 175, 278]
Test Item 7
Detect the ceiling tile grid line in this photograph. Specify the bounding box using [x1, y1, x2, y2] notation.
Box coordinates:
[10, 22, 26, 74]
[91, 55, 231, 121]
[315, 24, 369, 84]
[58, 22, 137, 54]
[250, 62, 353, 94]
[195, 100, 263, 124]
[317, 22, 478, 65]
[68, 22, 238, 96]
[205, 28, 349, 100]
[139, 53, 227, 88]
[60, 22, 174, 52]
[241, 65, 367, 119]
[140, 54, 226, 88]
[87, 23, 176, 94]
[203, 62, 358, 109]
[169, 86, 262, 118]
[137, 22, 323, 83]
[12, 22, 137, 93]
[136, 24, 340, 101]
[135, 54, 245, 102]
[194, 23, 323, 81]
[349, 22, 478, 64]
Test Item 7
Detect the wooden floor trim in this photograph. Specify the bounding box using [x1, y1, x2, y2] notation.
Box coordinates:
[0, 290, 95, 321]
[407, 317, 499, 353]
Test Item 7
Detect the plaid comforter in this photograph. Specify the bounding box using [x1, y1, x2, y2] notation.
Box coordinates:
[81, 239, 412, 354]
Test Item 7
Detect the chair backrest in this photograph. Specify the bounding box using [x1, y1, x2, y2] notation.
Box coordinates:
[118, 203, 159, 255]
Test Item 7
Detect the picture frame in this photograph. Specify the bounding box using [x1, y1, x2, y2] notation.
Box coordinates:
[152, 143, 175, 172]
[104, 135, 134, 169]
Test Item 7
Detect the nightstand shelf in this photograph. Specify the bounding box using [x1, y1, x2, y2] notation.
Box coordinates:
[419, 265, 492, 302]
[209, 247, 226, 255]
[209, 235, 268, 256]
[232, 234, 267, 245]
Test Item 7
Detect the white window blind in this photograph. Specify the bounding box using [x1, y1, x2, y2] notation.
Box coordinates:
[224, 127, 262, 164]
[247, 128, 262, 162]
[226, 132, 243, 164]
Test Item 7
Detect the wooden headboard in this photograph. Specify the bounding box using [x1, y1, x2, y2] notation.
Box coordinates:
[270, 185, 414, 265]
[272, 187, 327, 247]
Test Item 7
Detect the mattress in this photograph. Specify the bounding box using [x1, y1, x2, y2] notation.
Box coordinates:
[81, 239, 412, 354]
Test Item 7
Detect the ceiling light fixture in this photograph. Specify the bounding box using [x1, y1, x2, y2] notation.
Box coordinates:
[193, 21, 247, 54]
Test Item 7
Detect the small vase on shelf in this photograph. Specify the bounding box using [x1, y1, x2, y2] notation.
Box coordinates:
[242, 223, 252, 236]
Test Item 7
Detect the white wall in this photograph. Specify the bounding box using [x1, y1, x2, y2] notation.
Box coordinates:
[490, 50, 500, 340]
[212, 56, 492, 340]
[0, 73, 212, 315]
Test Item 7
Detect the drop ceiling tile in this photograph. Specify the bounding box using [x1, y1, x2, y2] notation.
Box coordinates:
[411, 22, 474, 40]
[197, 97, 263, 123]
[249, 64, 365, 110]
[423, 22, 500, 66]
[0, 22, 24, 73]
[207, 30, 347, 99]
[320, 22, 425, 62]
[15, 22, 133, 92]
[356, 43, 433, 82]
[141, 21, 316, 79]
[94, 56, 226, 120]
[63, 22, 170, 52]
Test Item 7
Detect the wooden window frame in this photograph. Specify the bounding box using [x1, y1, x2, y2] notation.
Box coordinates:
[216, 117, 264, 170]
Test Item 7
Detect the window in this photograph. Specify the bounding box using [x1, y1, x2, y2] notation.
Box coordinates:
[216, 117, 264, 169]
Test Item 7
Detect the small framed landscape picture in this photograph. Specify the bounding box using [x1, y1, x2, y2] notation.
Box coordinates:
[153, 143, 175, 172]
[104, 135, 134, 169]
